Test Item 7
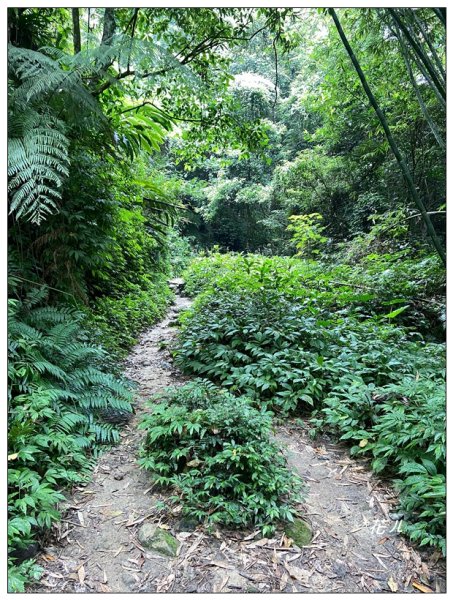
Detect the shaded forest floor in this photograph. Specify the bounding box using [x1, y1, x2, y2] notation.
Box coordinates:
[30, 290, 446, 593]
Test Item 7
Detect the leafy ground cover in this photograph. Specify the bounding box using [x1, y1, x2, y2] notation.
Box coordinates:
[175, 251, 445, 553]
[139, 380, 304, 535]
[7, 282, 134, 591]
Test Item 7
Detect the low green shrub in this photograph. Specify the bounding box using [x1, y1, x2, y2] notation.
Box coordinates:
[175, 290, 442, 413]
[8, 285, 133, 591]
[182, 251, 445, 337]
[312, 376, 445, 553]
[138, 380, 304, 535]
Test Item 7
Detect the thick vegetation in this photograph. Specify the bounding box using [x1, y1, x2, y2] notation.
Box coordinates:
[139, 380, 303, 535]
[8, 6, 445, 591]
[175, 251, 445, 553]
[8, 281, 133, 591]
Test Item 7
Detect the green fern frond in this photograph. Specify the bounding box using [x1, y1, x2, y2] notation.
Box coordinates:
[8, 111, 69, 223]
[7, 44, 106, 224]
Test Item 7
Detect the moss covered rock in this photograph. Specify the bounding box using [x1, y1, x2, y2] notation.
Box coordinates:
[138, 523, 179, 557]
[284, 519, 312, 547]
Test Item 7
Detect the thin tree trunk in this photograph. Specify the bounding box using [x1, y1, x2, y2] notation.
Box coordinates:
[328, 8, 446, 265]
[388, 9, 446, 103]
[397, 29, 445, 150]
[412, 11, 445, 83]
[72, 8, 81, 54]
[432, 8, 446, 28]
[408, 44, 446, 108]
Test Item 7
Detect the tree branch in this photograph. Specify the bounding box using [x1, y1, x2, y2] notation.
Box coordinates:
[93, 22, 270, 96]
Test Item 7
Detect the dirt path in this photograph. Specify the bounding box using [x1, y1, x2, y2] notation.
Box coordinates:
[30, 290, 445, 593]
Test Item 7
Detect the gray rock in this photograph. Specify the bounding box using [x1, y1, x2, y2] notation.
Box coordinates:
[225, 570, 248, 591]
[389, 512, 405, 522]
[332, 559, 348, 578]
[168, 278, 185, 291]
[138, 523, 179, 557]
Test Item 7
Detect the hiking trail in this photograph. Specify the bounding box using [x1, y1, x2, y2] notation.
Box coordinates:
[30, 286, 446, 593]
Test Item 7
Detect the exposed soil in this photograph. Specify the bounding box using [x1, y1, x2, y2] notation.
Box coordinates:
[30, 288, 446, 594]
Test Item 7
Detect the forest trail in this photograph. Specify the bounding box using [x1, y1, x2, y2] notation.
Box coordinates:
[30, 289, 445, 594]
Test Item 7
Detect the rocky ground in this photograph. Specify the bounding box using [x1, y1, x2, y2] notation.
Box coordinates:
[29, 286, 446, 593]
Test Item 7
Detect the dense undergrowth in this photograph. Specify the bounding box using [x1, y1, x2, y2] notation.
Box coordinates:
[174, 251, 446, 554]
[139, 380, 304, 535]
[7, 280, 135, 591]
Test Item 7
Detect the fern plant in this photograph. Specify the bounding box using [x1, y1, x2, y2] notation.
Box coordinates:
[8, 282, 133, 591]
[8, 43, 175, 225]
[7, 44, 104, 223]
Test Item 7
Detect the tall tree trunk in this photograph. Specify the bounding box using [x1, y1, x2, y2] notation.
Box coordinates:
[72, 8, 81, 54]
[407, 44, 446, 108]
[433, 8, 446, 28]
[412, 11, 445, 82]
[329, 8, 446, 266]
[102, 8, 116, 45]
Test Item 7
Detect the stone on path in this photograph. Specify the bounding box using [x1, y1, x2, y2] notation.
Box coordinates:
[138, 523, 180, 557]
[284, 518, 312, 547]
[168, 278, 185, 292]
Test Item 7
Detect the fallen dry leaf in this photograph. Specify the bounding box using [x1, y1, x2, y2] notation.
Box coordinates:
[41, 554, 56, 562]
[286, 553, 302, 563]
[45, 571, 63, 579]
[282, 534, 293, 548]
[372, 553, 388, 570]
[388, 576, 398, 592]
[246, 537, 269, 548]
[280, 572, 289, 591]
[77, 565, 85, 585]
[255, 537, 270, 546]
[205, 560, 233, 570]
[156, 573, 175, 593]
[284, 563, 312, 586]
[213, 575, 229, 593]
[243, 530, 260, 541]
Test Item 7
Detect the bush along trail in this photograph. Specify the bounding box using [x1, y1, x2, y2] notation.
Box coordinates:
[27, 272, 445, 594]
